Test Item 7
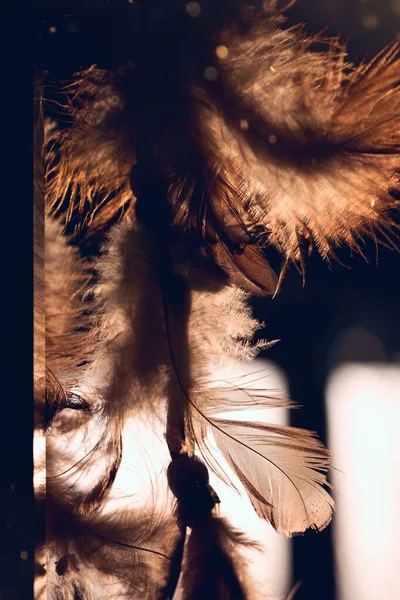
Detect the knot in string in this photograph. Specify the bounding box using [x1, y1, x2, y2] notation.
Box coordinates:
[167, 454, 220, 528]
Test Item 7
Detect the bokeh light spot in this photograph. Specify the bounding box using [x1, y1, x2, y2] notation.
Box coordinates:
[216, 45, 229, 59]
[204, 66, 218, 81]
[186, 2, 201, 17]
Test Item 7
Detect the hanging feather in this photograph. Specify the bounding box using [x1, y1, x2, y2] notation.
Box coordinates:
[177, 23, 400, 268]
[167, 453, 258, 600]
[158, 244, 334, 536]
[179, 515, 255, 600]
[203, 417, 333, 536]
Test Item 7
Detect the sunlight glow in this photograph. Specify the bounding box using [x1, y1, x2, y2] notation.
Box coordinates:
[210, 359, 292, 599]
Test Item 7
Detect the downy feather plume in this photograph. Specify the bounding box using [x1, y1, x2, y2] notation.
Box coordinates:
[42, 493, 183, 599]
[45, 67, 136, 244]
[46, 7, 400, 283]
[179, 515, 257, 600]
[45, 217, 98, 378]
[196, 28, 400, 265]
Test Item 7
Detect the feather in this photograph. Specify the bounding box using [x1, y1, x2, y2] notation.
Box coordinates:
[180, 23, 400, 266]
[179, 515, 256, 600]
[44, 494, 183, 600]
[45, 66, 136, 242]
[45, 14, 400, 287]
[45, 217, 98, 378]
[89, 219, 171, 421]
[192, 414, 334, 537]
[172, 288, 334, 535]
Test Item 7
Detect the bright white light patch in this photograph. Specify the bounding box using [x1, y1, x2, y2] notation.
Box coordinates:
[326, 363, 400, 600]
[210, 359, 292, 599]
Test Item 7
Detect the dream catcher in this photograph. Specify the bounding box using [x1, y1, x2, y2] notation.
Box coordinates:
[34, 1, 400, 598]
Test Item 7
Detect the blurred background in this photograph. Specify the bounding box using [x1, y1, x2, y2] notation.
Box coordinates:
[32, 1, 400, 599]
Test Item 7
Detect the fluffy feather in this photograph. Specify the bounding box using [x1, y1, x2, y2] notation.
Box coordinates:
[90, 213, 333, 537]
[181, 368, 334, 536]
[46, 12, 400, 289]
[45, 217, 98, 378]
[166, 25, 400, 279]
[89, 220, 171, 422]
[43, 495, 183, 600]
[89, 216, 272, 419]
[179, 515, 257, 600]
[45, 67, 136, 243]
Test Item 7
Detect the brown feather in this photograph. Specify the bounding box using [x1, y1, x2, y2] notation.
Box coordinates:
[210, 418, 334, 536]
[44, 494, 182, 600]
[45, 20, 400, 285]
[180, 515, 257, 600]
[45, 217, 98, 378]
[188, 23, 400, 264]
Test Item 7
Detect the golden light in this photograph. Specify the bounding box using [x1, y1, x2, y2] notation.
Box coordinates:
[216, 45, 229, 59]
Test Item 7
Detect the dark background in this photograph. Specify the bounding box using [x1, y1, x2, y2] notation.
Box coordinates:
[19, 1, 400, 599]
